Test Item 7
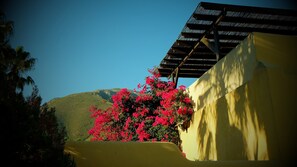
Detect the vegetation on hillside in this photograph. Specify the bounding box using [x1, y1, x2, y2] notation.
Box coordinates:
[47, 89, 137, 141]
[47, 90, 113, 141]
[0, 11, 75, 166]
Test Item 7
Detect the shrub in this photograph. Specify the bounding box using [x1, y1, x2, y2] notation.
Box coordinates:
[88, 68, 194, 150]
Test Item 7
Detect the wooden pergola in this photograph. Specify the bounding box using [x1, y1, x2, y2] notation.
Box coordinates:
[157, 2, 297, 84]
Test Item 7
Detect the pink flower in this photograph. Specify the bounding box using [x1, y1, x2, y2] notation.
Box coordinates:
[138, 131, 150, 141]
[183, 97, 192, 104]
[140, 108, 149, 116]
[145, 76, 154, 85]
[153, 116, 169, 126]
[179, 85, 186, 90]
[161, 110, 173, 117]
[169, 117, 175, 124]
[137, 83, 142, 89]
[133, 112, 139, 118]
[177, 107, 188, 115]
[124, 117, 132, 130]
[88, 67, 194, 150]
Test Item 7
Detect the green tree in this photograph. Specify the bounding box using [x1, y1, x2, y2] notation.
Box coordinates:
[1, 11, 35, 98]
[0, 11, 75, 166]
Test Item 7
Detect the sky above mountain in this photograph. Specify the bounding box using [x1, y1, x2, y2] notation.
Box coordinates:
[1, 0, 295, 103]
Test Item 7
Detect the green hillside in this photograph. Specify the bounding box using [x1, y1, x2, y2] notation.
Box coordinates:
[47, 89, 121, 141]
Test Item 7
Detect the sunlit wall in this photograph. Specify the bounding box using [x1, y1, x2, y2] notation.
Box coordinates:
[180, 32, 297, 161]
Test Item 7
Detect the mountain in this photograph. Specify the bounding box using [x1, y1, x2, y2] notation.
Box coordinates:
[47, 89, 122, 141]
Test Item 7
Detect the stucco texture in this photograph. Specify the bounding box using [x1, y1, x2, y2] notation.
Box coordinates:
[65, 141, 283, 167]
[180, 33, 297, 163]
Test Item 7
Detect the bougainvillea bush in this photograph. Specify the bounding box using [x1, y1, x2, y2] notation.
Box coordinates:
[88, 68, 194, 149]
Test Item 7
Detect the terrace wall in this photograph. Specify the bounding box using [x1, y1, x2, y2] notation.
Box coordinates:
[180, 32, 297, 162]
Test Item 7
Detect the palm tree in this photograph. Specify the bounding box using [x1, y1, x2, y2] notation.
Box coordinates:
[7, 46, 35, 92]
[0, 11, 13, 46]
[0, 12, 76, 166]
[0, 11, 35, 98]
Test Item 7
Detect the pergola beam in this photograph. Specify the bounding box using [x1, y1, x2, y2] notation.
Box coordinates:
[201, 27, 221, 61]
[157, 2, 297, 80]
[169, 8, 226, 79]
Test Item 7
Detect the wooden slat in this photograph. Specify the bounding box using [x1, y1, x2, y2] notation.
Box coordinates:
[158, 2, 297, 79]
[176, 40, 198, 46]
[222, 16, 297, 27]
[182, 32, 247, 40]
[163, 58, 217, 64]
[193, 13, 218, 21]
[158, 68, 206, 78]
[200, 2, 297, 16]
[186, 23, 210, 30]
[167, 52, 215, 59]
[187, 23, 297, 35]
[160, 63, 214, 69]
[217, 26, 297, 35]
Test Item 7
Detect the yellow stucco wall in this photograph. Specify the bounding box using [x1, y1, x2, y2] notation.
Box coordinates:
[180, 33, 297, 162]
[65, 141, 284, 167]
[65, 141, 194, 167]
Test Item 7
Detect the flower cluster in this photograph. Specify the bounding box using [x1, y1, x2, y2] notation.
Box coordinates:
[88, 68, 194, 148]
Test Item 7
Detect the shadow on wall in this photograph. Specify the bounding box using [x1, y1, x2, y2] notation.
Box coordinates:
[194, 64, 279, 160]
[181, 33, 297, 161]
[214, 96, 247, 160]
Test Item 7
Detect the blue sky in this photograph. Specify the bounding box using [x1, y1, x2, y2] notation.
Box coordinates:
[1, 0, 295, 103]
